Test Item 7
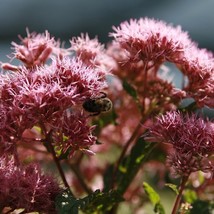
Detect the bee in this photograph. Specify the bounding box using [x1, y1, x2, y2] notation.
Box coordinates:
[83, 92, 112, 116]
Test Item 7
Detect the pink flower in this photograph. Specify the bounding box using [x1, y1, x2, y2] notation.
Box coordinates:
[1, 29, 70, 72]
[109, 17, 214, 108]
[51, 111, 97, 157]
[147, 111, 214, 176]
[110, 18, 192, 63]
[0, 56, 106, 123]
[70, 34, 113, 74]
[0, 156, 62, 213]
[179, 46, 214, 107]
[0, 56, 107, 155]
[11, 29, 67, 68]
[70, 34, 104, 65]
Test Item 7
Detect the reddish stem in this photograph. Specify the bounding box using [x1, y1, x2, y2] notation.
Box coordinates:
[171, 176, 189, 214]
[39, 123, 74, 197]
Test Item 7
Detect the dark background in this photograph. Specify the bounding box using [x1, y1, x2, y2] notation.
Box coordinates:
[0, 0, 214, 55]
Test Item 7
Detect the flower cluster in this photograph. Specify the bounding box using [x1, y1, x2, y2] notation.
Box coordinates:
[147, 111, 214, 176]
[0, 29, 109, 212]
[0, 31, 107, 157]
[0, 156, 62, 213]
[51, 111, 97, 157]
[108, 17, 214, 109]
[0, 17, 213, 213]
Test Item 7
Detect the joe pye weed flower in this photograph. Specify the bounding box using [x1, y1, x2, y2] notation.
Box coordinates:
[0, 18, 213, 214]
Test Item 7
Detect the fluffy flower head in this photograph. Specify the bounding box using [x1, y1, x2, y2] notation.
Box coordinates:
[0, 157, 61, 213]
[147, 111, 214, 176]
[110, 17, 192, 63]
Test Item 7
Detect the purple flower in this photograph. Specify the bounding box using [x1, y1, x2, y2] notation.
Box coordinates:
[180, 46, 214, 107]
[147, 111, 214, 176]
[0, 156, 62, 213]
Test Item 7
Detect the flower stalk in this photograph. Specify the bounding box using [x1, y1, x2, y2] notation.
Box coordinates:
[171, 176, 189, 214]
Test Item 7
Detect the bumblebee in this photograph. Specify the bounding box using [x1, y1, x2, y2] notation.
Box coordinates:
[83, 92, 112, 116]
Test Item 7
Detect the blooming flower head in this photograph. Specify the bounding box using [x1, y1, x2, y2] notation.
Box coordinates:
[109, 17, 214, 109]
[70, 34, 104, 65]
[11, 29, 67, 68]
[0, 56, 106, 121]
[0, 55, 107, 156]
[1, 29, 70, 72]
[180, 46, 214, 107]
[0, 156, 62, 213]
[110, 17, 192, 64]
[51, 110, 97, 157]
[147, 111, 214, 176]
[70, 34, 114, 74]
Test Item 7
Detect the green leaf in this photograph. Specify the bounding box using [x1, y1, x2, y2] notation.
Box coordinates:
[165, 183, 179, 195]
[116, 137, 156, 194]
[190, 200, 214, 214]
[143, 182, 160, 205]
[143, 182, 165, 214]
[55, 189, 77, 214]
[178, 100, 197, 113]
[103, 164, 114, 192]
[183, 189, 197, 204]
[122, 79, 138, 101]
[79, 189, 123, 213]
[55, 189, 123, 214]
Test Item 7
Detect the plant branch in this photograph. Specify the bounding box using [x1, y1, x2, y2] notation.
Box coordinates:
[171, 175, 189, 214]
[69, 162, 92, 194]
[46, 131, 74, 196]
[39, 122, 74, 197]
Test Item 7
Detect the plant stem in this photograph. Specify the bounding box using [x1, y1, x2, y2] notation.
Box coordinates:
[39, 122, 74, 197]
[46, 131, 74, 197]
[69, 163, 92, 194]
[171, 176, 189, 214]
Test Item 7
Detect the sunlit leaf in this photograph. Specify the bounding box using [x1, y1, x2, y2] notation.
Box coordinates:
[116, 137, 156, 194]
[165, 183, 179, 195]
[143, 182, 165, 214]
[183, 189, 197, 203]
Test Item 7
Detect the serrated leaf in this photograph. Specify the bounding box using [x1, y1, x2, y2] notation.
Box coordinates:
[116, 137, 156, 194]
[79, 189, 123, 213]
[55, 190, 77, 214]
[55, 189, 123, 214]
[165, 183, 179, 195]
[143, 182, 165, 214]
